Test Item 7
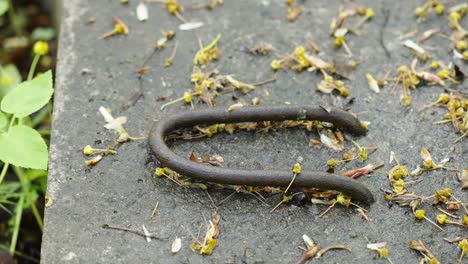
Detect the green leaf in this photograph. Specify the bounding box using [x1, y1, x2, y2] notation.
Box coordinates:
[0, 125, 48, 169]
[0, 111, 7, 130]
[25, 169, 48, 181]
[24, 189, 38, 209]
[1, 70, 53, 118]
[0, 0, 8, 17]
[31, 27, 56, 41]
[0, 182, 21, 197]
[0, 64, 22, 95]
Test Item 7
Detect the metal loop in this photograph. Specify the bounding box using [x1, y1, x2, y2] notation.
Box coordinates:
[149, 105, 374, 203]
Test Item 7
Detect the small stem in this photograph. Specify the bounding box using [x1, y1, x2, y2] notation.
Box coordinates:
[320, 201, 337, 217]
[270, 200, 284, 213]
[165, 41, 179, 67]
[453, 131, 468, 144]
[31, 203, 44, 231]
[28, 54, 41, 81]
[150, 201, 159, 219]
[423, 216, 445, 232]
[0, 163, 9, 185]
[9, 193, 24, 255]
[0, 244, 39, 263]
[284, 173, 298, 194]
[37, 130, 51, 136]
[0, 116, 16, 185]
[251, 76, 277, 87]
[7, 0, 21, 36]
[14, 166, 43, 231]
[174, 12, 187, 23]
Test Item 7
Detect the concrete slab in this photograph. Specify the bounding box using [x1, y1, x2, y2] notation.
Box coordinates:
[42, 0, 467, 263]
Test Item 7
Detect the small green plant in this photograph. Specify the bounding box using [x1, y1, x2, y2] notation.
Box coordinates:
[0, 40, 53, 256]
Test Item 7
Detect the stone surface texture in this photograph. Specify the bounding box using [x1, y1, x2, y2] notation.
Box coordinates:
[42, 0, 467, 263]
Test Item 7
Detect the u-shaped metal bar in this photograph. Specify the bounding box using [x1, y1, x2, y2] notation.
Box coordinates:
[149, 105, 374, 203]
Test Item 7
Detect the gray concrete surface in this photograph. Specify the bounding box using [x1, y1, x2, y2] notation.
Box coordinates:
[42, 0, 467, 263]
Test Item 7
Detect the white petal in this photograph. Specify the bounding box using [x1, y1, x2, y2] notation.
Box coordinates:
[104, 116, 127, 130]
[99, 106, 114, 122]
[367, 242, 387, 250]
[171, 237, 182, 253]
[178, 21, 204, 31]
[142, 224, 151, 243]
[302, 234, 315, 248]
[402, 40, 425, 55]
[137, 2, 149, 21]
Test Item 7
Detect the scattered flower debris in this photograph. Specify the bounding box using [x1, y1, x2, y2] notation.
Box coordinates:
[165, 41, 179, 67]
[459, 239, 468, 263]
[296, 234, 351, 264]
[85, 155, 103, 166]
[83, 145, 116, 156]
[227, 102, 243, 112]
[99, 106, 143, 142]
[367, 242, 391, 261]
[366, 73, 380, 93]
[409, 240, 440, 264]
[403, 40, 429, 61]
[329, 2, 375, 56]
[286, 5, 302, 22]
[160, 66, 275, 109]
[341, 163, 383, 179]
[418, 28, 440, 42]
[414, 1, 445, 18]
[242, 42, 272, 56]
[100, 17, 128, 40]
[190, 212, 220, 255]
[194, 34, 221, 65]
[428, 93, 468, 143]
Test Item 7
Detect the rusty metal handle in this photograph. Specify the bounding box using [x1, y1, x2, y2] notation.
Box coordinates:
[149, 105, 374, 203]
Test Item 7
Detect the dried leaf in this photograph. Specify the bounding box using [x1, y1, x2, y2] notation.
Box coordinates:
[403, 40, 426, 56]
[297, 244, 318, 264]
[461, 169, 468, 189]
[417, 71, 445, 86]
[418, 28, 440, 43]
[409, 240, 436, 260]
[228, 103, 243, 112]
[315, 245, 351, 259]
[85, 155, 102, 166]
[286, 6, 302, 22]
[341, 164, 374, 179]
[342, 163, 382, 179]
[191, 212, 220, 255]
[304, 54, 332, 69]
[420, 147, 440, 169]
[320, 131, 343, 152]
[225, 75, 255, 93]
